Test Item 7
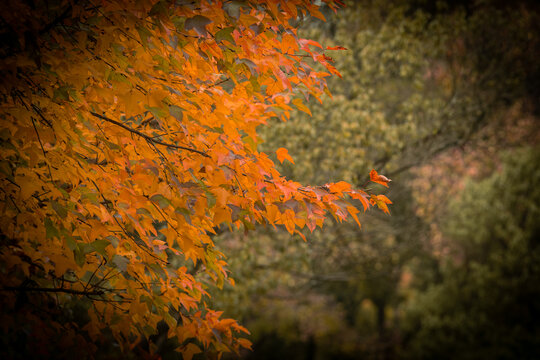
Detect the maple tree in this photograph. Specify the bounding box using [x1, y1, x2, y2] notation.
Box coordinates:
[0, 0, 391, 357]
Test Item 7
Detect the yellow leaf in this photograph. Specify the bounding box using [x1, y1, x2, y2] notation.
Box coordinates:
[292, 98, 311, 116]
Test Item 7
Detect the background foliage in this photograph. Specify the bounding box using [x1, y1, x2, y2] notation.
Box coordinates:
[210, 0, 540, 359]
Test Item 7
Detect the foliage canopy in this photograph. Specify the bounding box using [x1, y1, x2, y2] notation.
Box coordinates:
[0, 0, 390, 357]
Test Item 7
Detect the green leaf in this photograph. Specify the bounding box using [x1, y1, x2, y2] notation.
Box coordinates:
[236, 58, 257, 75]
[44, 218, 59, 239]
[53, 86, 70, 101]
[90, 239, 110, 256]
[98, 136, 121, 150]
[223, 1, 247, 19]
[206, 192, 216, 209]
[146, 106, 168, 119]
[215, 27, 235, 45]
[142, 324, 157, 337]
[136, 25, 152, 48]
[249, 76, 260, 92]
[136, 208, 152, 217]
[168, 105, 183, 120]
[61, 229, 77, 251]
[51, 200, 68, 219]
[171, 16, 186, 32]
[74, 244, 92, 266]
[242, 135, 257, 151]
[106, 235, 119, 248]
[148, 263, 166, 278]
[175, 207, 192, 224]
[107, 71, 130, 85]
[112, 254, 129, 272]
[81, 191, 99, 204]
[150, 194, 170, 209]
[117, 202, 129, 210]
[149, 0, 167, 17]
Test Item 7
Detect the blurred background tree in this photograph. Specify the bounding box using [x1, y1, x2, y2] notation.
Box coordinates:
[402, 147, 540, 360]
[209, 0, 540, 359]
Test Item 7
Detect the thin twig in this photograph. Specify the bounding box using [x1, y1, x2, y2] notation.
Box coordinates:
[31, 117, 54, 181]
[31, 104, 53, 127]
[84, 257, 105, 292]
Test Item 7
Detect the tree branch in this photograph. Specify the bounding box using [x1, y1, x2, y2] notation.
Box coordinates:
[39, 2, 77, 35]
[0, 286, 104, 296]
[89, 112, 209, 157]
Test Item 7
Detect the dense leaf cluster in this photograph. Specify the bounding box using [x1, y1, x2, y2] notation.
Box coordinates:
[0, 0, 390, 358]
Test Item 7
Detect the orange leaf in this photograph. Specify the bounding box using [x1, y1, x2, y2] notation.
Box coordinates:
[326, 46, 347, 50]
[183, 343, 201, 360]
[299, 39, 323, 49]
[376, 194, 392, 204]
[276, 147, 294, 164]
[328, 181, 351, 193]
[237, 338, 253, 350]
[213, 206, 232, 224]
[349, 189, 370, 211]
[371, 194, 393, 214]
[369, 169, 392, 187]
[346, 206, 362, 228]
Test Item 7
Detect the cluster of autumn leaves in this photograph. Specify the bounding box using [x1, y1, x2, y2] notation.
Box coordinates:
[0, 0, 389, 357]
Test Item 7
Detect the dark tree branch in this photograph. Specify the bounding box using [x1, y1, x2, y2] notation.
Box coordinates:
[39, 2, 77, 35]
[31, 104, 53, 127]
[89, 111, 209, 157]
[31, 117, 54, 181]
[0, 286, 104, 296]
